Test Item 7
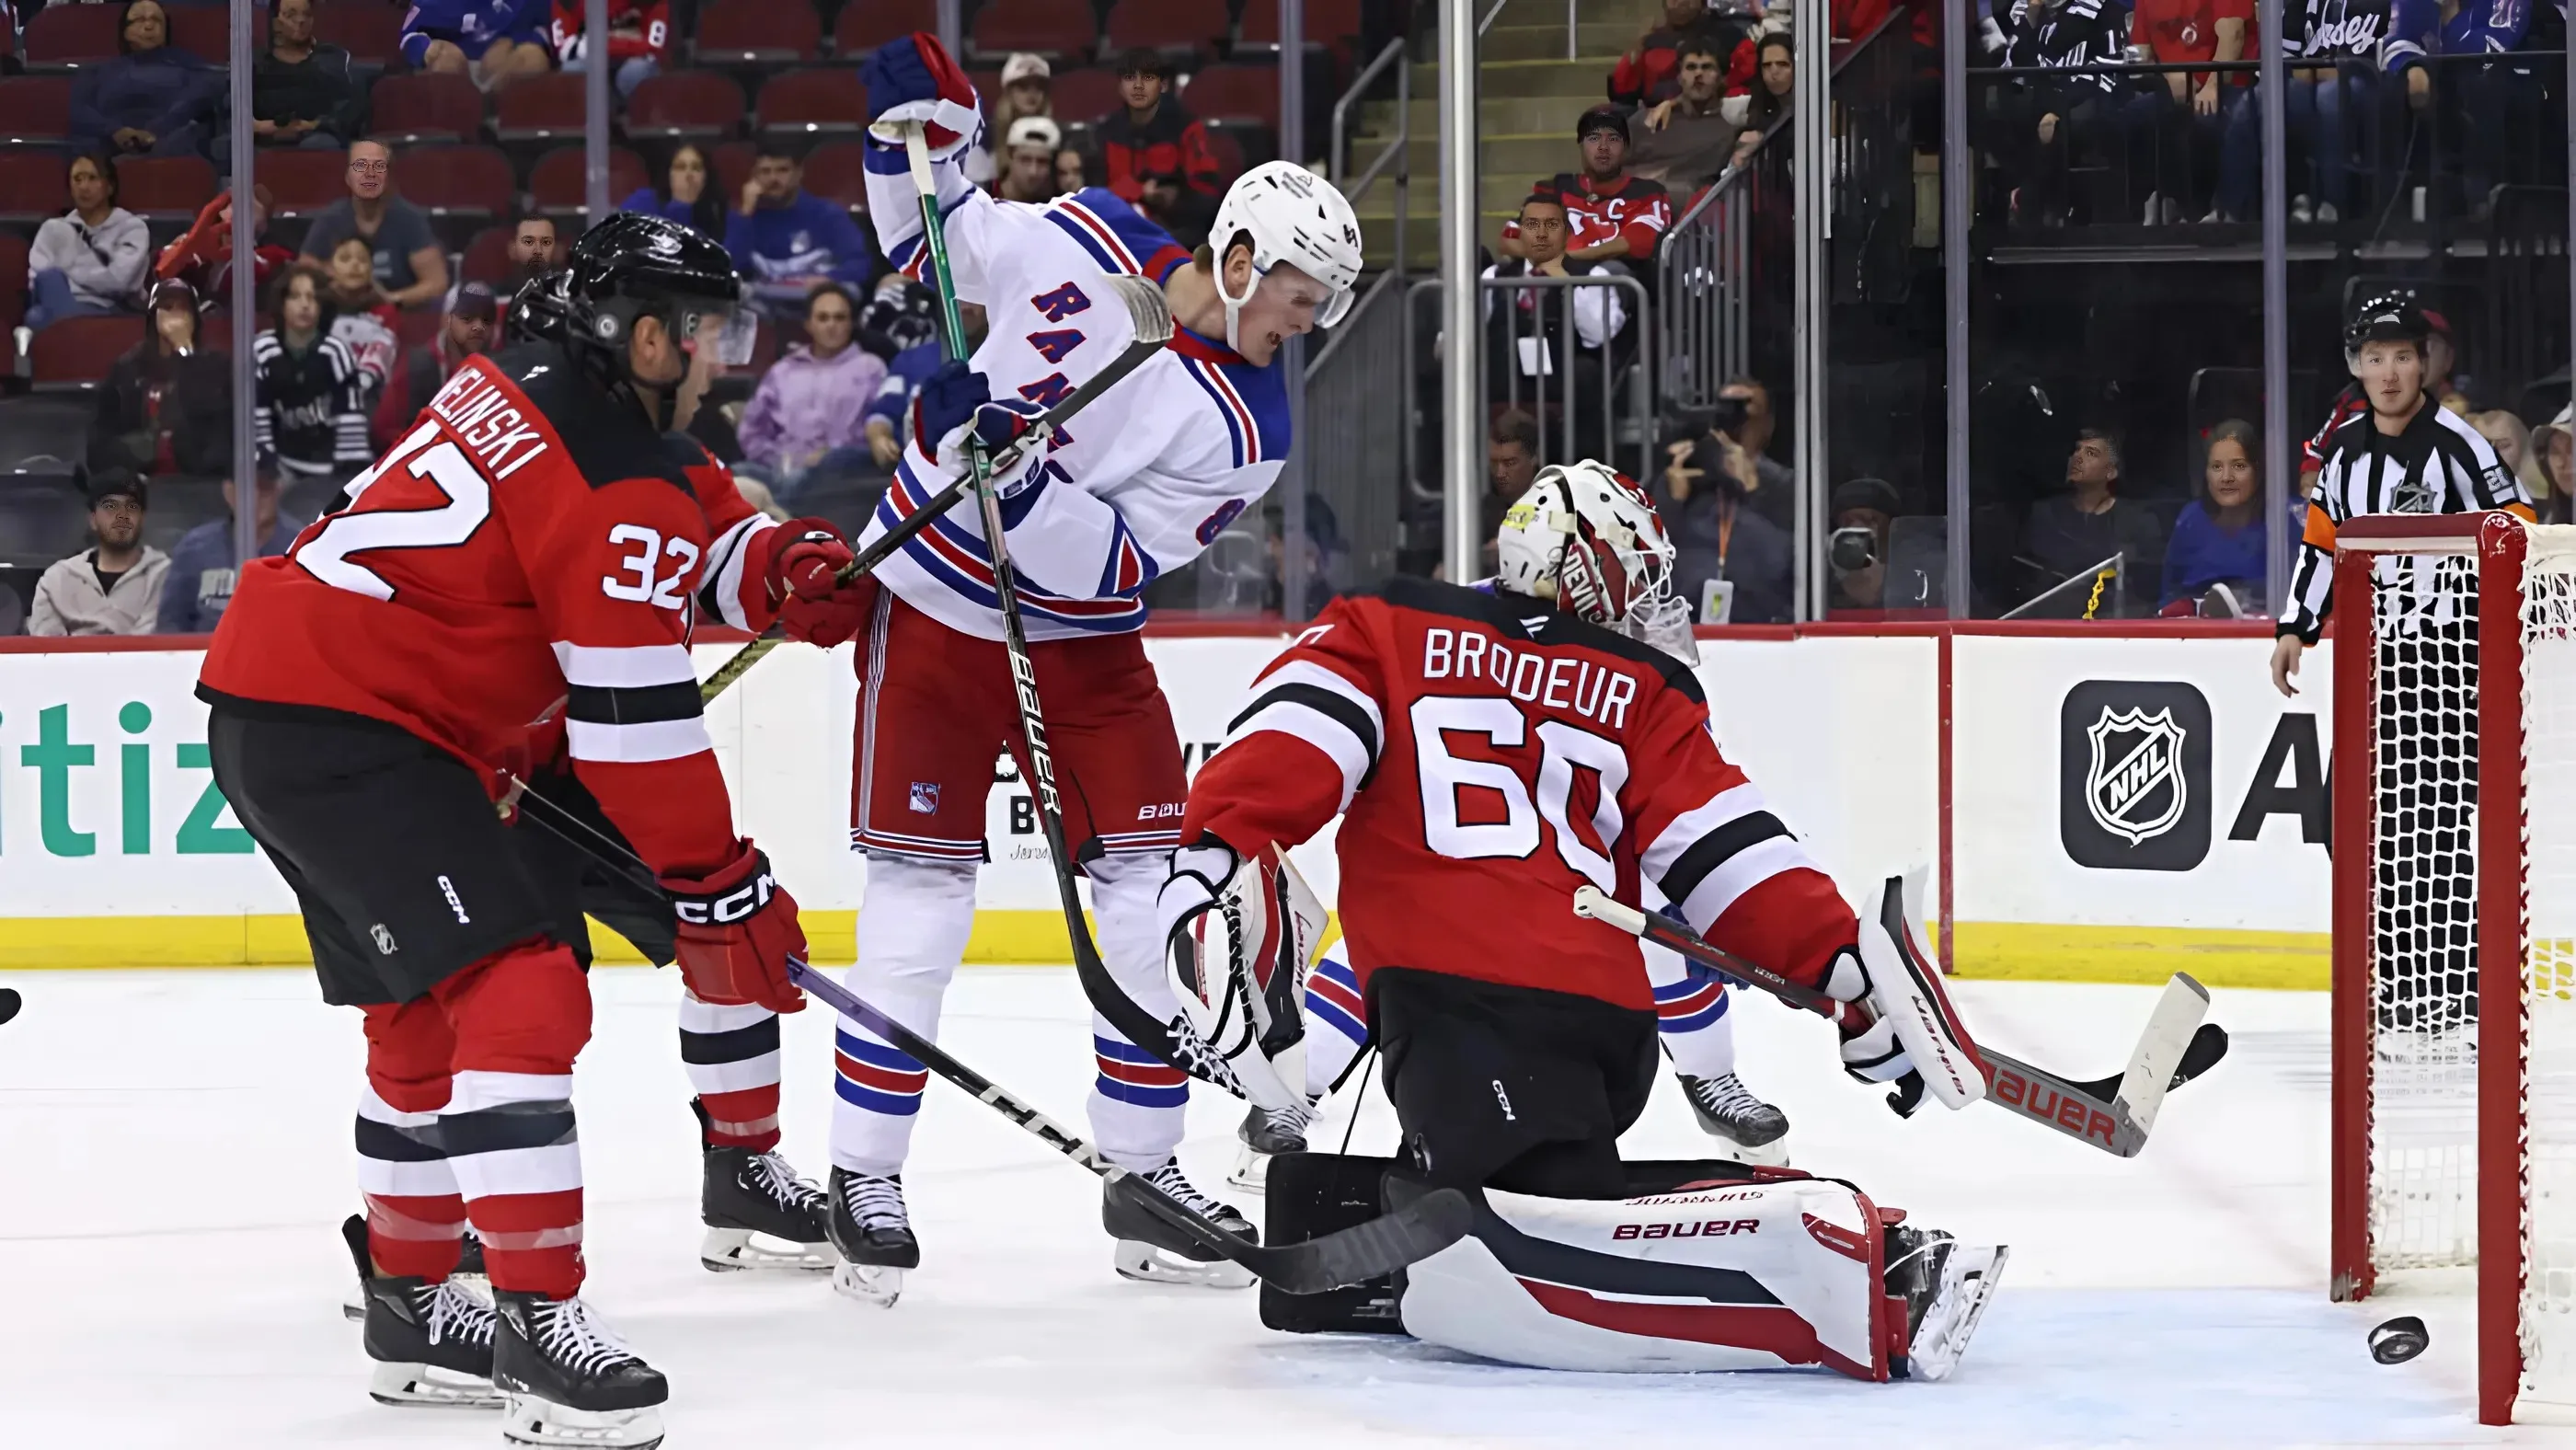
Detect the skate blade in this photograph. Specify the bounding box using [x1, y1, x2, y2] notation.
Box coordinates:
[1907, 1244, 2008, 1383]
[1226, 1143, 1271, 1192]
[832, 1260, 904, 1307]
[700, 1225, 834, 1273]
[501, 1393, 664, 1449]
[368, 1358, 505, 1410]
[1113, 1238, 1256, 1290]
[1700, 1133, 1791, 1168]
[342, 1283, 365, 1322]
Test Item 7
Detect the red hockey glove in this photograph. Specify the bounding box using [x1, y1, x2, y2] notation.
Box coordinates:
[661, 842, 807, 1015]
[758, 516, 869, 648]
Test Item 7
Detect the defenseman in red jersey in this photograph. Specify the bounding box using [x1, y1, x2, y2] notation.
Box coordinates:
[197, 213, 860, 1447]
[1156, 461, 2006, 1381]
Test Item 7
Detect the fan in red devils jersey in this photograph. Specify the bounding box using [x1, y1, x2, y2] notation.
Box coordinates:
[193, 213, 859, 1444]
[1154, 460, 2005, 1381]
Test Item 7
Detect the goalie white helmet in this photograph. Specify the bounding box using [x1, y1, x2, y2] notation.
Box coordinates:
[1207, 161, 1363, 352]
[1495, 459, 1681, 631]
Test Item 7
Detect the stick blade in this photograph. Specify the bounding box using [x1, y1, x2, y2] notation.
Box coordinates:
[2110, 972, 2214, 1134]
[1259, 1186, 1476, 1295]
[1099, 271, 1177, 344]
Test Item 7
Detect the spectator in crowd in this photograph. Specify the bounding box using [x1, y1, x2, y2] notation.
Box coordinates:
[28, 154, 148, 330]
[996, 117, 1064, 203]
[621, 142, 728, 239]
[2020, 427, 2168, 616]
[1133, 165, 1218, 249]
[1056, 145, 1091, 195]
[2471, 408, 2547, 499]
[2215, 0, 2387, 224]
[2120, 0, 2252, 224]
[1610, 0, 1756, 109]
[1825, 476, 1903, 612]
[1481, 190, 1634, 462]
[1655, 414, 1793, 623]
[156, 186, 293, 305]
[1098, 51, 1225, 203]
[28, 472, 167, 637]
[1454, 409, 1546, 578]
[159, 461, 296, 635]
[1708, 375, 1793, 531]
[1727, 33, 1794, 169]
[1993, 0, 2127, 228]
[728, 142, 875, 315]
[321, 232, 392, 317]
[550, 0, 667, 98]
[299, 143, 451, 310]
[1499, 106, 1675, 267]
[255, 0, 366, 153]
[862, 295, 980, 472]
[375, 282, 494, 450]
[404, 0, 555, 94]
[1629, 39, 1742, 188]
[1264, 499, 1342, 618]
[994, 52, 1054, 134]
[322, 235, 398, 408]
[735, 282, 891, 500]
[502, 214, 561, 305]
[253, 265, 372, 482]
[2383, 0, 2534, 219]
[90, 278, 230, 478]
[2536, 402, 2575, 524]
[2161, 418, 2269, 611]
[72, 0, 223, 160]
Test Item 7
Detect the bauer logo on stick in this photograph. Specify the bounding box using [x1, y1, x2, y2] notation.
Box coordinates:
[2059, 681, 2213, 871]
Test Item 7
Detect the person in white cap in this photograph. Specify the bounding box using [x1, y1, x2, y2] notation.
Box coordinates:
[995, 114, 1064, 202]
[995, 52, 1053, 132]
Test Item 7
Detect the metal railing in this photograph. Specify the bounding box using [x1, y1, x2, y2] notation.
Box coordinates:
[1330, 39, 1410, 276]
[1398, 272, 1655, 505]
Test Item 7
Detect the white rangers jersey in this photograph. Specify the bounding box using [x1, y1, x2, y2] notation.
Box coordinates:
[862, 141, 1289, 641]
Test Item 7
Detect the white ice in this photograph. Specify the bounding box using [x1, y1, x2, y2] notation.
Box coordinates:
[1, 967, 2567, 1448]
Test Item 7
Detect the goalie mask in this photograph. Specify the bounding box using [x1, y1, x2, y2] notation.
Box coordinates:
[1495, 460, 1685, 641]
[1162, 843, 1328, 1112]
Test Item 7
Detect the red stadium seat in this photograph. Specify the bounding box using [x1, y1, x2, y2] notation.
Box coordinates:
[113, 155, 219, 222]
[0, 79, 73, 145]
[30, 316, 145, 390]
[494, 71, 588, 144]
[168, 6, 269, 64]
[1049, 69, 1125, 128]
[799, 142, 871, 213]
[1103, 0, 1226, 65]
[970, 0, 1097, 63]
[696, 0, 822, 67]
[371, 73, 488, 144]
[315, 2, 404, 68]
[709, 141, 757, 200]
[23, 6, 126, 69]
[1182, 64, 1280, 129]
[625, 71, 747, 142]
[394, 145, 514, 221]
[836, 0, 937, 58]
[1203, 126, 1246, 180]
[259, 147, 353, 217]
[0, 151, 67, 224]
[460, 225, 516, 285]
[1236, 0, 1363, 51]
[396, 307, 445, 349]
[757, 70, 867, 139]
[530, 145, 649, 218]
[0, 232, 30, 330]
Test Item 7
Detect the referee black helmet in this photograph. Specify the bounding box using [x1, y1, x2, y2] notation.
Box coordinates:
[2344, 288, 2432, 353]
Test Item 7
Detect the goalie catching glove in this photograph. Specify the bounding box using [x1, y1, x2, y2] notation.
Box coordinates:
[1822, 879, 1984, 1113]
[1154, 835, 1329, 1112]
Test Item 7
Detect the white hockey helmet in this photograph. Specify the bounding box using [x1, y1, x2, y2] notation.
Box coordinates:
[1496, 459, 1678, 628]
[1207, 160, 1363, 351]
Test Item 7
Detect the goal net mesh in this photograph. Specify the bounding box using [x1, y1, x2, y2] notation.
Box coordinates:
[2523, 534, 2576, 1405]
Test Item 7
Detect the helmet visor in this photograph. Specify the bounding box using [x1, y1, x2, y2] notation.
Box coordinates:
[675, 291, 757, 369]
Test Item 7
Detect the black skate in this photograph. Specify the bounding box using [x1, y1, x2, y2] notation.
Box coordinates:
[341, 1212, 487, 1321]
[694, 1099, 834, 1272]
[1677, 1072, 1792, 1166]
[491, 1291, 667, 1449]
[1104, 1158, 1257, 1289]
[1884, 1225, 2007, 1382]
[826, 1167, 919, 1307]
[1228, 1097, 1317, 1191]
[360, 1260, 503, 1409]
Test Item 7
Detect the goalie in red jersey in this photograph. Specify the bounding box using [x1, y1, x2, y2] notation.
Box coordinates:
[1154, 460, 2006, 1382]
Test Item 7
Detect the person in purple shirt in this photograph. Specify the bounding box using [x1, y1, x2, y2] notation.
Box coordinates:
[2162, 419, 2271, 613]
[733, 282, 891, 501]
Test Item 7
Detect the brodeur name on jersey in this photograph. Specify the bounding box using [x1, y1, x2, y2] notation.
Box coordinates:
[1180, 575, 1860, 1008]
[198, 343, 784, 879]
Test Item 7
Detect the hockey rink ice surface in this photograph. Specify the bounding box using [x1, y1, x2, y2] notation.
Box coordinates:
[4, 966, 2569, 1449]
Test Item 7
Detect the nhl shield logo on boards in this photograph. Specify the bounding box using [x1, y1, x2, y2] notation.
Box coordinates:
[2058, 681, 2214, 872]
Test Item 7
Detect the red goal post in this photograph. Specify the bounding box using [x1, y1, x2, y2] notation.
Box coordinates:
[2329, 510, 2576, 1426]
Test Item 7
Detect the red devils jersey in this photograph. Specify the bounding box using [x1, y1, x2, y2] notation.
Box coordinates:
[1182, 578, 1857, 1012]
[1501, 172, 1673, 260]
[199, 344, 779, 879]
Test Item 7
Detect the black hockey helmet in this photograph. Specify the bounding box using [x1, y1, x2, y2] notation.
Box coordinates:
[2344, 287, 2431, 353]
[560, 211, 755, 369]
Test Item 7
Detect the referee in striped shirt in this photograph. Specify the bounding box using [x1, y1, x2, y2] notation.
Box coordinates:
[2270, 296, 2535, 1037]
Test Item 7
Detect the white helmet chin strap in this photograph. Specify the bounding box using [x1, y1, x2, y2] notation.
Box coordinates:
[1216, 254, 1256, 352]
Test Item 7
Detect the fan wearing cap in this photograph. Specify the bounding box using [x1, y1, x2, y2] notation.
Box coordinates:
[28, 471, 167, 637]
[836, 31, 1367, 1293]
[995, 114, 1064, 203]
[370, 280, 496, 454]
[90, 276, 232, 478]
[1097, 48, 1225, 203]
[1497, 105, 1675, 268]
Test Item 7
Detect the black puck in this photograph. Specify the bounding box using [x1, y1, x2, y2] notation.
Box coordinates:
[0, 986, 18, 1027]
[2370, 1315, 2429, 1364]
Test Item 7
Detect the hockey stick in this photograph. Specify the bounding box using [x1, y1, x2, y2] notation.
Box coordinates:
[884, 121, 1250, 1098]
[696, 276, 1179, 706]
[497, 784, 1473, 1294]
[1571, 885, 2228, 1157]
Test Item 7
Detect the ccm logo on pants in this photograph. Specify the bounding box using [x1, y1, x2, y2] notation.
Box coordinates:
[1611, 1219, 1760, 1240]
[673, 872, 776, 926]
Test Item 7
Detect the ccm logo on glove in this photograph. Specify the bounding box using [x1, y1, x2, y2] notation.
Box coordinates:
[672, 867, 775, 926]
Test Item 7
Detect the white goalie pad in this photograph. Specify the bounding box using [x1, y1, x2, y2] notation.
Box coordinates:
[1166, 846, 1328, 1111]
[1400, 1175, 1899, 1379]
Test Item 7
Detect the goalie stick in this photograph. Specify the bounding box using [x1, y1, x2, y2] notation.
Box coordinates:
[694, 270, 1179, 706]
[1571, 882, 2228, 1157]
[498, 783, 1474, 1294]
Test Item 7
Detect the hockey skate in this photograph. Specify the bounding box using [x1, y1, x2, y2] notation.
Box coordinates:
[1676, 1072, 1791, 1166]
[491, 1291, 667, 1449]
[360, 1263, 505, 1409]
[826, 1167, 919, 1307]
[1105, 1158, 1257, 1289]
[1227, 1096, 1317, 1191]
[1886, 1226, 2008, 1382]
[341, 1212, 488, 1321]
[694, 1100, 834, 1272]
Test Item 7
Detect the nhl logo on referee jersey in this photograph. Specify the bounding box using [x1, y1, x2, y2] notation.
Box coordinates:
[2059, 681, 2213, 871]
